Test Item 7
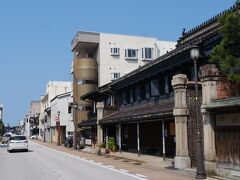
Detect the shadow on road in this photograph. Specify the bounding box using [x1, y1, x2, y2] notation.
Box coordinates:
[9, 150, 34, 153]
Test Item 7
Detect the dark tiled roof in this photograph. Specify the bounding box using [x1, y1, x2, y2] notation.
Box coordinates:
[177, 4, 238, 46]
[100, 97, 174, 124]
[81, 83, 111, 100]
[78, 117, 97, 127]
[207, 97, 240, 110]
[81, 3, 239, 99]
[110, 5, 232, 89]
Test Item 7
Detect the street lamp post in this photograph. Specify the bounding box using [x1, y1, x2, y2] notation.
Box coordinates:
[57, 111, 60, 146]
[43, 111, 47, 142]
[190, 45, 206, 179]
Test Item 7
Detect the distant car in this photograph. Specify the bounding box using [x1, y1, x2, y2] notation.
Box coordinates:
[31, 134, 38, 140]
[7, 135, 28, 152]
[1, 133, 12, 144]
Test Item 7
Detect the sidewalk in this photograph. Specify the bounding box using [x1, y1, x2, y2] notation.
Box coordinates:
[33, 140, 196, 180]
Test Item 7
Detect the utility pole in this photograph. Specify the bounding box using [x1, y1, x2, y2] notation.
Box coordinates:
[73, 102, 78, 150]
[57, 111, 60, 146]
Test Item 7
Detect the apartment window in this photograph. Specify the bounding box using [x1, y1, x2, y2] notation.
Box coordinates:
[68, 106, 72, 114]
[142, 47, 153, 60]
[68, 132, 73, 136]
[125, 49, 137, 60]
[110, 48, 120, 56]
[111, 72, 120, 80]
[77, 79, 97, 85]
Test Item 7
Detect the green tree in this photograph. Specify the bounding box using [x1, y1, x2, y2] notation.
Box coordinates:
[210, 5, 240, 82]
[106, 137, 117, 152]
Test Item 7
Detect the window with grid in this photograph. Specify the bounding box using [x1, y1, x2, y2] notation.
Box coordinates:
[125, 49, 137, 60]
[142, 47, 153, 60]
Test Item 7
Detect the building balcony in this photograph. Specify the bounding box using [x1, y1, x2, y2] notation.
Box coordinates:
[71, 31, 100, 52]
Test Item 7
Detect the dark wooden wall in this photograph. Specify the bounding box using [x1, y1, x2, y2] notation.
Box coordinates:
[215, 127, 240, 171]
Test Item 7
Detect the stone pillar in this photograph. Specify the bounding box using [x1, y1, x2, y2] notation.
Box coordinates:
[199, 64, 219, 175]
[96, 102, 104, 146]
[137, 122, 140, 156]
[119, 123, 122, 153]
[172, 74, 190, 169]
[162, 120, 166, 160]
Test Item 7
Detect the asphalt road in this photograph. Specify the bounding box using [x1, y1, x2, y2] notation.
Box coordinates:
[0, 141, 146, 180]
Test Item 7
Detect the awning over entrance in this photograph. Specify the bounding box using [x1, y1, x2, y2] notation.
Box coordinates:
[78, 117, 97, 128]
[100, 97, 174, 124]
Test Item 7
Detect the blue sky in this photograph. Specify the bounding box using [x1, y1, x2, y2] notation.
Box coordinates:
[0, 0, 236, 126]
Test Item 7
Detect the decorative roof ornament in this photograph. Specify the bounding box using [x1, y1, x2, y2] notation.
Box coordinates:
[182, 28, 186, 36]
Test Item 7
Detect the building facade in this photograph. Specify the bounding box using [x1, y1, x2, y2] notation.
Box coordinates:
[80, 3, 240, 179]
[50, 92, 74, 143]
[24, 101, 40, 137]
[71, 31, 176, 144]
[38, 81, 72, 142]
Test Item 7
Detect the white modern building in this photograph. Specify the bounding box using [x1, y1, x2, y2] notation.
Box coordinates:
[23, 101, 40, 138]
[50, 92, 74, 143]
[38, 81, 72, 142]
[72, 31, 177, 86]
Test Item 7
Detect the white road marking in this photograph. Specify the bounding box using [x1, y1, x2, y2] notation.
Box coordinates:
[107, 165, 114, 168]
[120, 169, 129, 173]
[136, 174, 148, 178]
[33, 142, 147, 180]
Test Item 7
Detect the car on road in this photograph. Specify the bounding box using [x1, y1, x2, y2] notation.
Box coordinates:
[7, 135, 28, 152]
[1, 133, 12, 144]
[31, 134, 38, 140]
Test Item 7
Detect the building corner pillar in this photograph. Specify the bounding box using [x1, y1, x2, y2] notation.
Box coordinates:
[199, 64, 220, 175]
[172, 74, 190, 169]
[96, 102, 104, 146]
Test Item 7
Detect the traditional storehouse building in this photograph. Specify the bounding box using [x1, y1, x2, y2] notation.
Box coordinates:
[80, 2, 240, 179]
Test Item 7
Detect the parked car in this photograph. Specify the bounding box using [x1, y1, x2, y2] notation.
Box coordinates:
[1, 133, 12, 144]
[7, 135, 28, 152]
[64, 135, 73, 148]
[31, 134, 38, 140]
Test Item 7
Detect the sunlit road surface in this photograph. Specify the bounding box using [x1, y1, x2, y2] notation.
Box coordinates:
[0, 141, 147, 180]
